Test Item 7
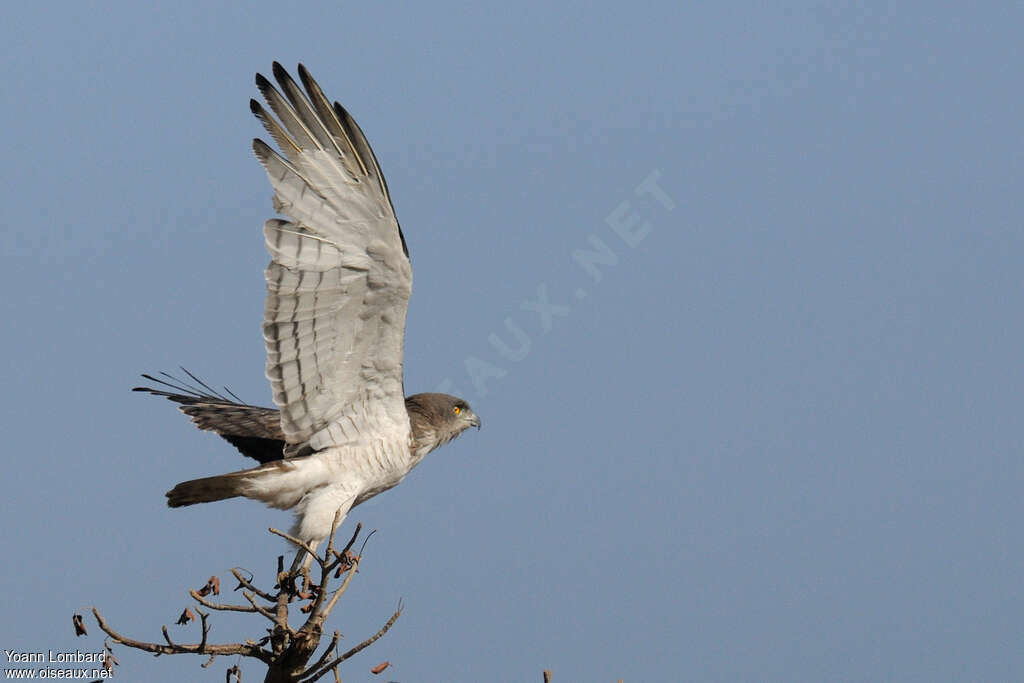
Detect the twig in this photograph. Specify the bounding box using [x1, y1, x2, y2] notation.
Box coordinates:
[232, 568, 276, 602]
[300, 604, 402, 682]
[190, 589, 259, 614]
[320, 557, 360, 618]
[300, 630, 341, 680]
[268, 527, 321, 566]
[197, 609, 209, 653]
[240, 591, 278, 622]
[92, 608, 267, 662]
[162, 625, 177, 649]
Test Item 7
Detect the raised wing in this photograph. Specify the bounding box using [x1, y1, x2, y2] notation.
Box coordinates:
[252, 63, 413, 449]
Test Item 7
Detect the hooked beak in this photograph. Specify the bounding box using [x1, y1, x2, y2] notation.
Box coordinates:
[469, 413, 482, 430]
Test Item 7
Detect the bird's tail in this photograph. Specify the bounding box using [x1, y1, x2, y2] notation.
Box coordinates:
[167, 470, 254, 507]
[166, 458, 316, 509]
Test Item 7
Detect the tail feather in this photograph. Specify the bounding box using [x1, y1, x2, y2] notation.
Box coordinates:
[166, 458, 317, 510]
[166, 471, 251, 507]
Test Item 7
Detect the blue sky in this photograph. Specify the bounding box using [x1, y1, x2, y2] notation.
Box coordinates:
[2, 2, 1023, 681]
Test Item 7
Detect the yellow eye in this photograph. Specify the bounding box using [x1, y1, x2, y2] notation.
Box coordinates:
[453, 406, 461, 415]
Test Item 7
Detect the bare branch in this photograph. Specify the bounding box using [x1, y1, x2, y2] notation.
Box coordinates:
[232, 568, 276, 602]
[240, 591, 278, 622]
[197, 609, 210, 653]
[300, 604, 402, 682]
[320, 556, 361, 620]
[268, 527, 321, 566]
[92, 608, 268, 663]
[190, 589, 259, 614]
[89, 521, 399, 680]
[162, 625, 177, 648]
[301, 630, 341, 680]
[296, 521, 360, 638]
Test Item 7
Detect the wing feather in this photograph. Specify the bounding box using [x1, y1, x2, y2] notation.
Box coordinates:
[333, 101, 409, 257]
[254, 72, 321, 152]
[297, 64, 368, 175]
[252, 64, 412, 448]
[132, 372, 287, 463]
[250, 99, 301, 157]
[271, 62, 352, 165]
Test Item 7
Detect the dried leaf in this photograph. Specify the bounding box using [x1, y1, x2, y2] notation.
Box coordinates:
[72, 613, 87, 636]
[197, 576, 220, 597]
[334, 551, 360, 578]
[276, 574, 296, 593]
[370, 661, 390, 674]
[177, 608, 196, 625]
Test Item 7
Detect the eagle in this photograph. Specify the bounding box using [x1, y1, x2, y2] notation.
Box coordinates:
[139, 63, 480, 558]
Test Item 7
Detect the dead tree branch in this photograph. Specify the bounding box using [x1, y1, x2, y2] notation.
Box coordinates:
[87, 521, 399, 682]
[299, 604, 402, 682]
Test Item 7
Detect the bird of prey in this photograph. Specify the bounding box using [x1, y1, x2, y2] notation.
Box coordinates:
[139, 63, 480, 555]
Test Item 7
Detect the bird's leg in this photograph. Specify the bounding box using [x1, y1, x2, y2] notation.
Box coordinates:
[288, 540, 320, 580]
[299, 540, 319, 592]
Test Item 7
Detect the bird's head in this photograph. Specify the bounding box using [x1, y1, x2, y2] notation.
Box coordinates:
[450, 397, 481, 431]
[405, 393, 481, 454]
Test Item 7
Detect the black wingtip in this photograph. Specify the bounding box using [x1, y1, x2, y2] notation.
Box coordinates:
[332, 100, 348, 120]
[271, 61, 291, 87]
[297, 63, 317, 99]
[297, 63, 315, 91]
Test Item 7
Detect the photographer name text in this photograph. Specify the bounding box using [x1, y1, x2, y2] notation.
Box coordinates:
[5, 650, 105, 663]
